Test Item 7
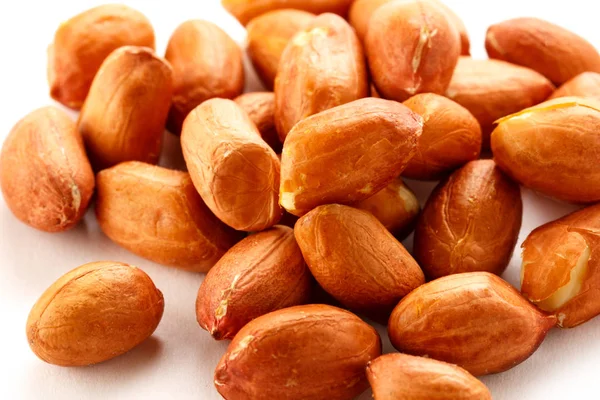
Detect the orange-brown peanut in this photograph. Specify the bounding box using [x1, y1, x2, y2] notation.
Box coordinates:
[222, 0, 354, 25]
[549, 72, 600, 100]
[234, 92, 281, 152]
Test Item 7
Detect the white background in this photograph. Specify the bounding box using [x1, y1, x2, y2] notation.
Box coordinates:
[0, 1, 599, 399]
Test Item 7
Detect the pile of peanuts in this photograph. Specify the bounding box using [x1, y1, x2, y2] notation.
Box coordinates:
[2, 1, 600, 399]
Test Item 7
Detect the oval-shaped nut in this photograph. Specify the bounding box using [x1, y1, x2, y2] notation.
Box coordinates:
[26, 261, 164, 366]
[181, 98, 282, 231]
[214, 304, 381, 400]
[165, 20, 244, 134]
[295, 204, 425, 314]
[366, 0, 460, 102]
[350, 0, 470, 55]
[486, 17, 600, 84]
[280, 98, 422, 216]
[366, 354, 492, 400]
[95, 162, 241, 272]
[352, 178, 420, 239]
[78, 46, 172, 170]
[234, 92, 281, 152]
[413, 160, 522, 279]
[491, 97, 600, 203]
[275, 13, 368, 141]
[549, 72, 600, 100]
[222, 0, 354, 26]
[0, 107, 94, 232]
[388, 272, 556, 376]
[246, 10, 315, 89]
[402, 93, 481, 180]
[196, 226, 311, 340]
[446, 57, 554, 147]
[47, 4, 155, 109]
[521, 203, 600, 328]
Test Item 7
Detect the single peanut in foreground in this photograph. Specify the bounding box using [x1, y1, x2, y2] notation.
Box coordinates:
[275, 13, 368, 141]
[521, 203, 600, 328]
[413, 159, 522, 279]
[181, 98, 282, 231]
[366, 353, 492, 400]
[27, 261, 164, 366]
[78, 46, 173, 170]
[165, 20, 244, 134]
[196, 226, 311, 340]
[214, 304, 381, 400]
[388, 272, 556, 376]
[279, 98, 422, 216]
[95, 162, 241, 272]
[0, 107, 94, 232]
[47, 4, 155, 109]
[295, 204, 424, 315]
[366, 0, 460, 101]
[491, 96, 600, 203]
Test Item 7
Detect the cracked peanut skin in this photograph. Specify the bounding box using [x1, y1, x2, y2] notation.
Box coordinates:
[549, 72, 600, 101]
[388, 272, 556, 376]
[402, 93, 481, 180]
[295, 204, 424, 316]
[521, 203, 600, 328]
[222, 0, 353, 26]
[445, 57, 554, 148]
[165, 20, 244, 135]
[0, 107, 94, 232]
[234, 92, 281, 152]
[26, 261, 164, 366]
[47, 4, 155, 110]
[196, 225, 310, 340]
[95, 162, 241, 272]
[279, 98, 422, 217]
[366, 353, 492, 400]
[491, 96, 600, 203]
[485, 17, 600, 85]
[78, 46, 173, 171]
[214, 304, 381, 400]
[274, 13, 368, 141]
[350, 0, 470, 56]
[366, 0, 460, 102]
[413, 159, 522, 279]
[246, 10, 315, 90]
[181, 98, 282, 232]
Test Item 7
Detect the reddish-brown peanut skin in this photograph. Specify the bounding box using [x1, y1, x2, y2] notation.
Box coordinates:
[47, 4, 155, 109]
[275, 13, 368, 141]
[350, 0, 470, 55]
[295, 205, 425, 314]
[280, 98, 422, 216]
[446, 57, 554, 147]
[26, 261, 164, 366]
[0, 107, 94, 232]
[234, 92, 281, 152]
[549, 72, 600, 100]
[78, 46, 172, 170]
[165, 20, 244, 134]
[366, 354, 492, 400]
[366, 0, 460, 102]
[491, 97, 600, 203]
[413, 160, 522, 279]
[222, 0, 354, 25]
[522, 203, 600, 328]
[95, 162, 241, 272]
[402, 93, 481, 180]
[388, 272, 556, 376]
[352, 178, 420, 239]
[246, 10, 315, 90]
[214, 304, 381, 400]
[486, 18, 600, 84]
[196, 226, 311, 340]
[181, 98, 282, 231]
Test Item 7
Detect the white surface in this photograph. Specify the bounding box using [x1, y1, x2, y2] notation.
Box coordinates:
[0, 1, 599, 399]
